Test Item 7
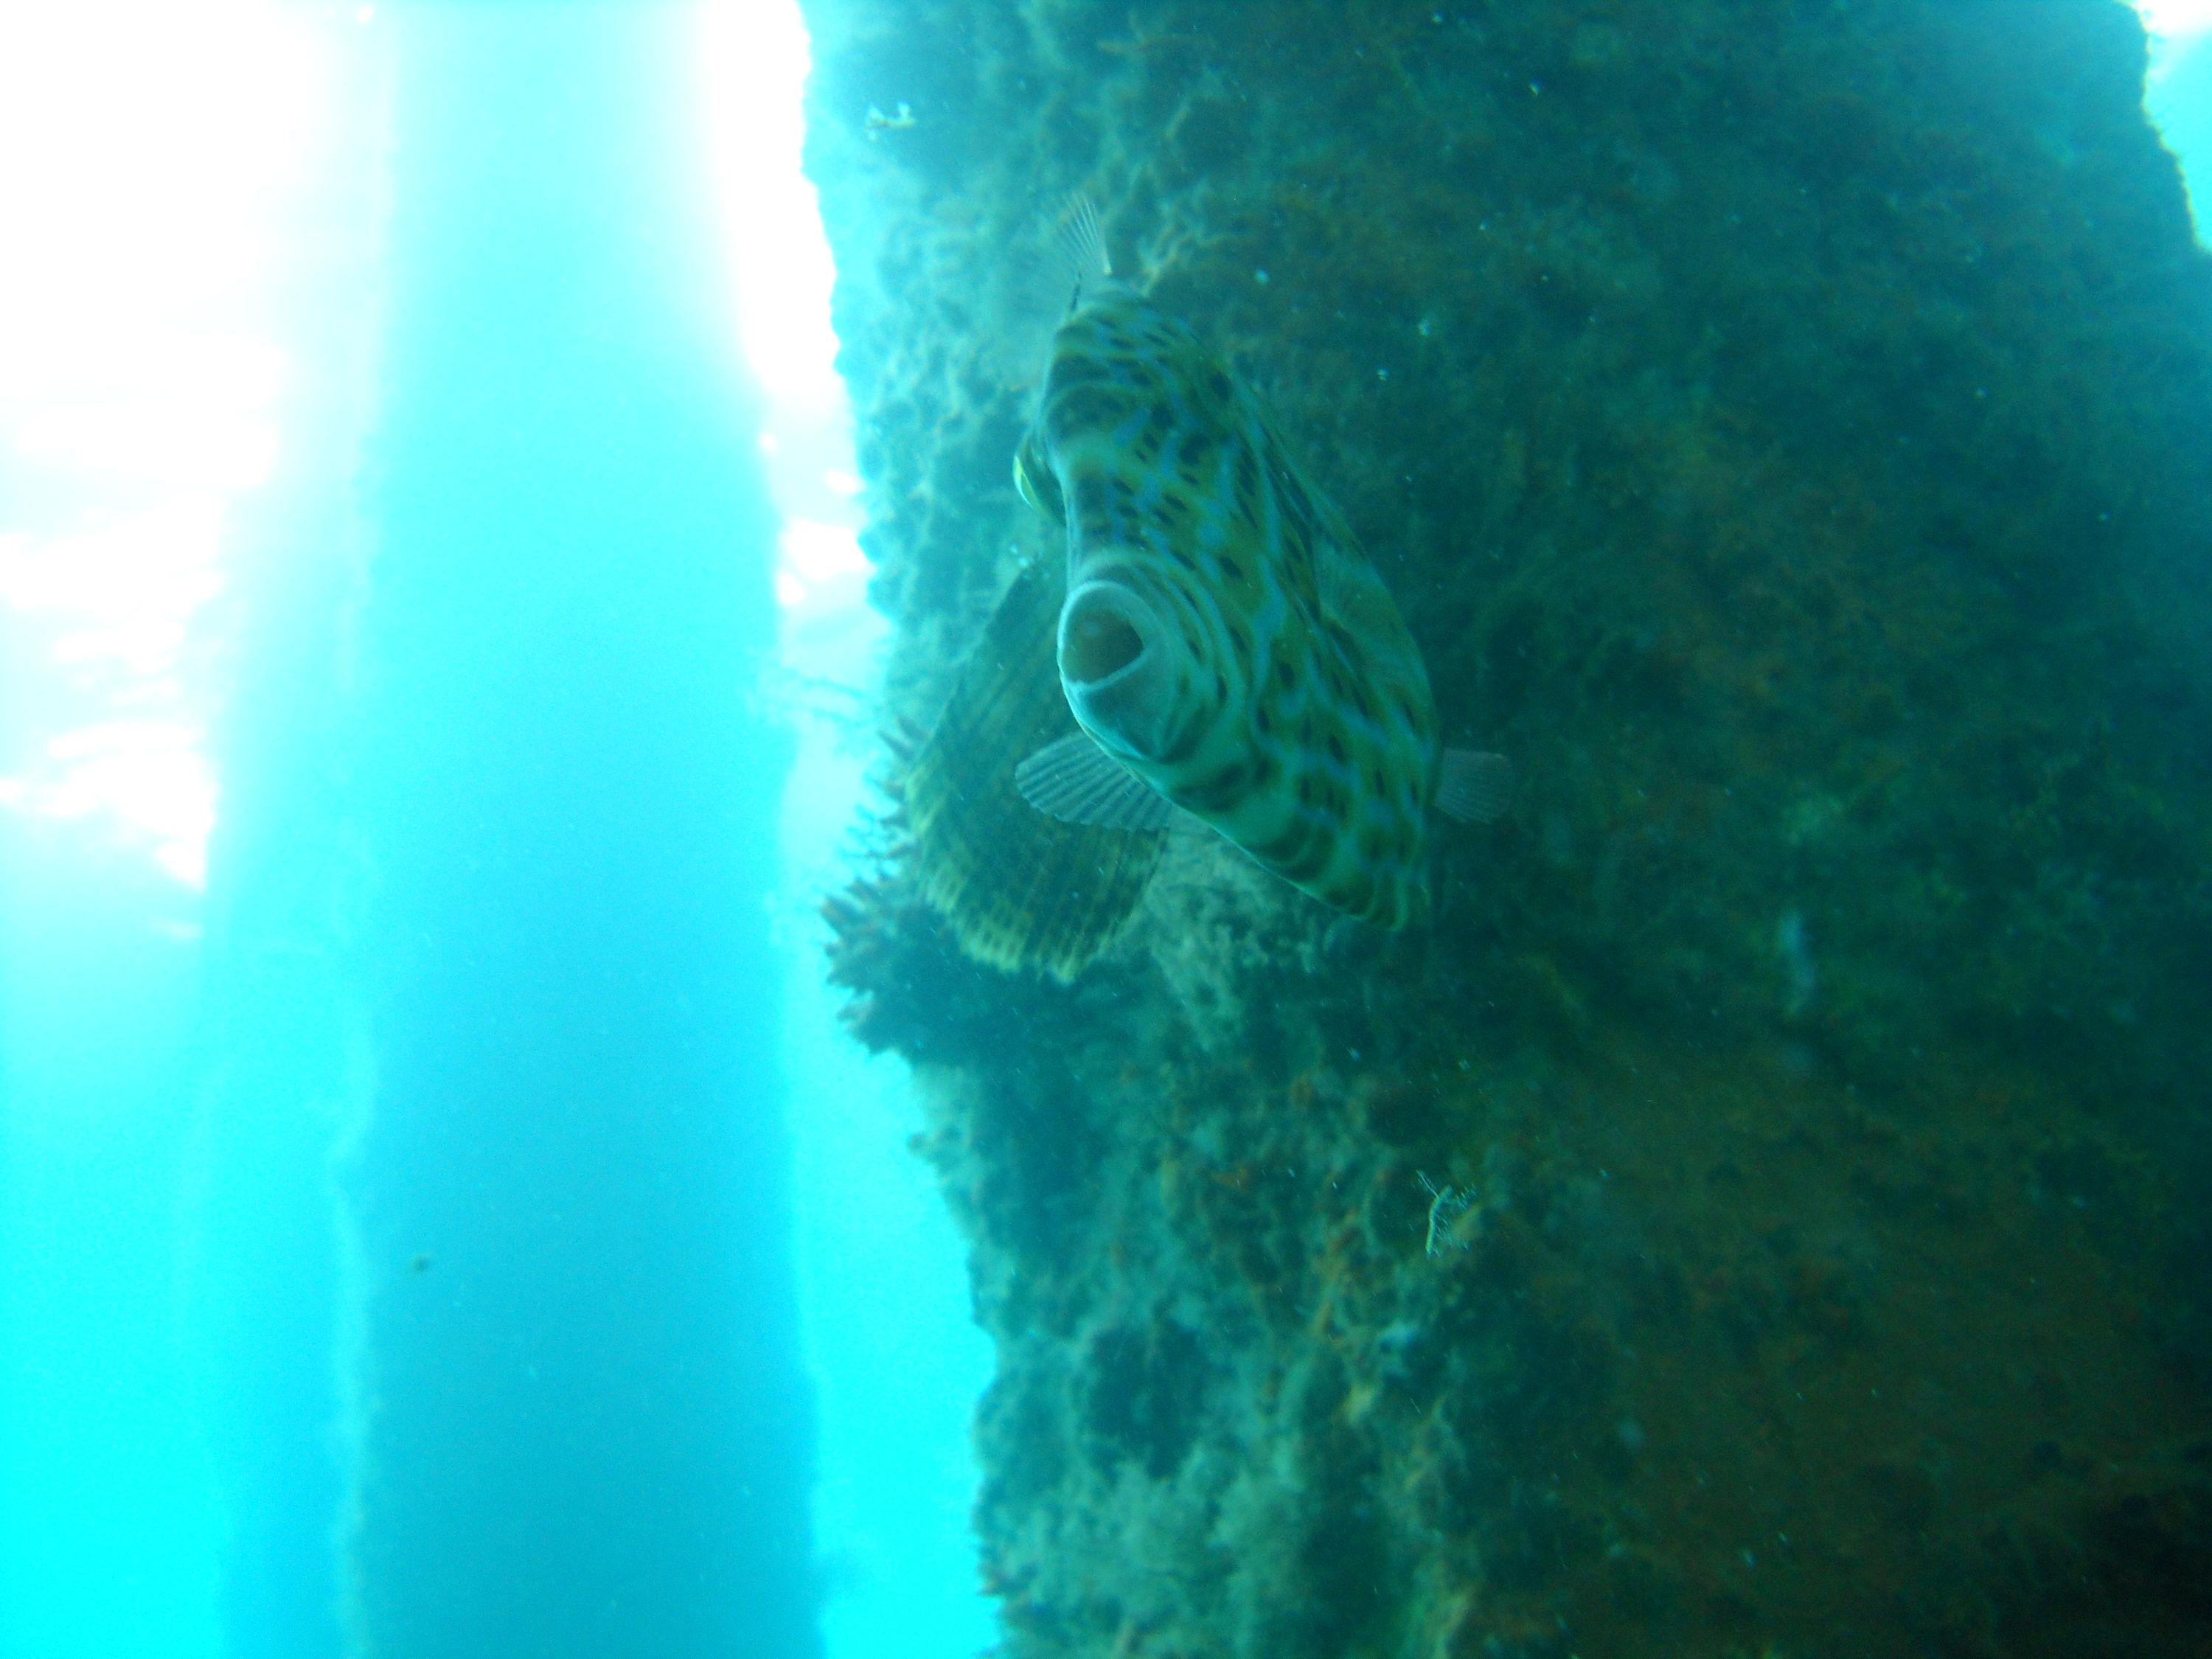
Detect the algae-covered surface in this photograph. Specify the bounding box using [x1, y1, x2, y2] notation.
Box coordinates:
[803, 1, 2212, 1652]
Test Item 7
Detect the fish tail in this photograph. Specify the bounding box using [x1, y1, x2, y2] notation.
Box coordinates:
[907, 559, 1166, 980]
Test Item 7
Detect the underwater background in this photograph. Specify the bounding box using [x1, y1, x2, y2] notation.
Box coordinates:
[1, 3, 2210, 1658]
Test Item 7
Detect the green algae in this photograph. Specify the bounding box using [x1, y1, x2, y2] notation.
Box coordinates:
[808, 0, 2212, 1652]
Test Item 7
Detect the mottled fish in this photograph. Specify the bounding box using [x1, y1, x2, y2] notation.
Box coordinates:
[1012, 200, 1512, 928]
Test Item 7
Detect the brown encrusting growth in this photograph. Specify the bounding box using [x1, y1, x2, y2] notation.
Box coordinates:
[801, 1, 2212, 1652]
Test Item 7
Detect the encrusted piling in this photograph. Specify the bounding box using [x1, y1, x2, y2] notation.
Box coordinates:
[803, 2, 2212, 1652]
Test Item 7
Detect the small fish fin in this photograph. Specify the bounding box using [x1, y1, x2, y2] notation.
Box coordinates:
[1436, 749, 1515, 824]
[1057, 192, 1113, 286]
[1255, 422, 1387, 633]
[1013, 427, 1065, 521]
[1312, 523, 1404, 644]
[1015, 732, 1178, 832]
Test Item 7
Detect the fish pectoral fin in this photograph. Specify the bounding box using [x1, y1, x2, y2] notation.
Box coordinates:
[1313, 529, 1402, 640]
[1015, 733, 1180, 832]
[1436, 748, 1516, 824]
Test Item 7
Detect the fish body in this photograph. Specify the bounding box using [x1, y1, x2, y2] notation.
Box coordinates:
[1015, 265, 1503, 928]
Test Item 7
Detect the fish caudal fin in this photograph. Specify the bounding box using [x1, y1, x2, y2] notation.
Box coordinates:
[1436, 748, 1516, 824]
[907, 559, 1167, 980]
[1016, 733, 1179, 831]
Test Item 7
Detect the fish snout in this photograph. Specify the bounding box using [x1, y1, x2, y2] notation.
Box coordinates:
[1058, 578, 1174, 757]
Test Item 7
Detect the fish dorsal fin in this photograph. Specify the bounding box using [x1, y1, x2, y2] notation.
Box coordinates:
[1436, 748, 1516, 824]
[1054, 194, 1116, 312]
[1059, 194, 1111, 281]
[1016, 732, 1179, 831]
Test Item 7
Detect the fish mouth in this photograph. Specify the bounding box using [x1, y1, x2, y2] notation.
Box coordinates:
[1058, 577, 1172, 756]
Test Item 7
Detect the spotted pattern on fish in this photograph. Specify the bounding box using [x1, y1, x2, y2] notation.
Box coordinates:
[1017, 281, 1446, 928]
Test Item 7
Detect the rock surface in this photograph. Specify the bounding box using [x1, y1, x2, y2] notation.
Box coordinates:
[804, 2, 2212, 1653]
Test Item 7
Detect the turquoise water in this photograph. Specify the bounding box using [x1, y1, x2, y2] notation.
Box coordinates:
[0, 5, 959, 1656]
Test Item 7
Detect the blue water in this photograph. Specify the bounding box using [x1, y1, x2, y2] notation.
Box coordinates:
[1, 846, 220, 1656]
[0, 6, 961, 1657]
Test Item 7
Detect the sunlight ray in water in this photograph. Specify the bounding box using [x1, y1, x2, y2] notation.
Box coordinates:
[0, 0, 333, 889]
[700, 8, 995, 1659]
[700, 0, 869, 629]
[2138, 0, 2212, 239]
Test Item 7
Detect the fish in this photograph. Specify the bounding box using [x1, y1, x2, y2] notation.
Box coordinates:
[1010, 199, 1512, 929]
